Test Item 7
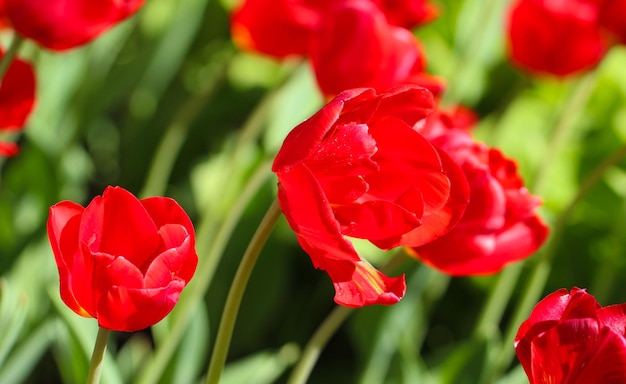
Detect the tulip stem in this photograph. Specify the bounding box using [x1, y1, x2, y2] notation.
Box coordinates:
[287, 249, 410, 384]
[205, 199, 282, 384]
[0, 34, 24, 82]
[139, 48, 234, 198]
[86, 327, 111, 384]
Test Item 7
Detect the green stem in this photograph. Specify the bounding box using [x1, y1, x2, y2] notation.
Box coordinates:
[139, 51, 233, 198]
[287, 250, 412, 384]
[86, 327, 111, 384]
[287, 306, 353, 384]
[135, 160, 272, 384]
[0, 35, 24, 82]
[205, 199, 282, 384]
[488, 142, 626, 381]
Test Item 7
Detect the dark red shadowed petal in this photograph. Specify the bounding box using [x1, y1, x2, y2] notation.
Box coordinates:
[47, 201, 92, 318]
[276, 165, 405, 307]
[376, 0, 438, 29]
[79, 186, 160, 269]
[530, 319, 626, 384]
[0, 50, 36, 130]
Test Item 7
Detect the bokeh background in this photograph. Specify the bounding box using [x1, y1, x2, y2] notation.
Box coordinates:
[2, 0, 626, 382]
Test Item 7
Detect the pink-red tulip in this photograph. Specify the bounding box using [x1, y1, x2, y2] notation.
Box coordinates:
[1, 0, 145, 51]
[515, 288, 626, 383]
[272, 85, 469, 307]
[47, 186, 198, 332]
[411, 109, 549, 275]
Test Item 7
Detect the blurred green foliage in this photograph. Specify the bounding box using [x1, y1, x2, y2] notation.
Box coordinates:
[1, 0, 626, 383]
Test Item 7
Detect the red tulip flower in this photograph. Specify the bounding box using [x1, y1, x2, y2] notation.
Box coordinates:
[309, 1, 428, 97]
[272, 85, 469, 307]
[411, 109, 549, 275]
[1, 0, 145, 51]
[515, 287, 626, 383]
[507, 0, 609, 77]
[0, 48, 36, 157]
[230, 0, 439, 97]
[47, 186, 198, 332]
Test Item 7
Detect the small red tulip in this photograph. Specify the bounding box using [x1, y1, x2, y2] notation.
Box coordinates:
[506, 0, 608, 77]
[411, 109, 549, 275]
[515, 288, 626, 384]
[47, 186, 198, 332]
[272, 85, 469, 307]
[0, 48, 36, 157]
[2, 0, 145, 51]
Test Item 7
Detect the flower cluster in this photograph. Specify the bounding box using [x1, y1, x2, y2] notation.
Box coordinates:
[507, 0, 626, 76]
[0, 0, 146, 157]
[231, 0, 442, 96]
[515, 288, 626, 383]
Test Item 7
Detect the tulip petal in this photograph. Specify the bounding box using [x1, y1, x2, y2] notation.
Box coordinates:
[80, 186, 160, 268]
[96, 281, 185, 332]
[48, 201, 92, 318]
[144, 224, 195, 288]
[277, 165, 405, 307]
[141, 195, 197, 251]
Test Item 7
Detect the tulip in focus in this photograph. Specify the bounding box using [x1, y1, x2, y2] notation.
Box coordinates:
[0, 48, 36, 157]
[1, 0, 145, 51]
[47, 186, 198, 332]
[272, 85, 469, 307]
[411, 108, 549, 275]
[515, 287, 626, 383]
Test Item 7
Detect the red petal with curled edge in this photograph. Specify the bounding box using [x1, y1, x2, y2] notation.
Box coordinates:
[276, 164, 405, 307]
[273, 88, 374, 172]
[47, 201, 93, 318]
[96, 280, 185, 332]
[80, 186, 160, 270]
[0, 50, 36, 130]
[599, 304, 626, 337]
[144, 224, 193, 288]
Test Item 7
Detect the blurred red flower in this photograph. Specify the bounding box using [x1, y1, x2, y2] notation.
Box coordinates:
[230, 0, 441, 96]
[599, 0, 626, 45]
[47, 186, 198, 332]
[1, 0, 144, 51]
[272, 85, 469, 307]
[309, 1, 428, 97]
[0, 48, 36, 157]
[506, 0, 608, 77]
[515, 287, 626, 384]
[411, 109, 549, 275]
